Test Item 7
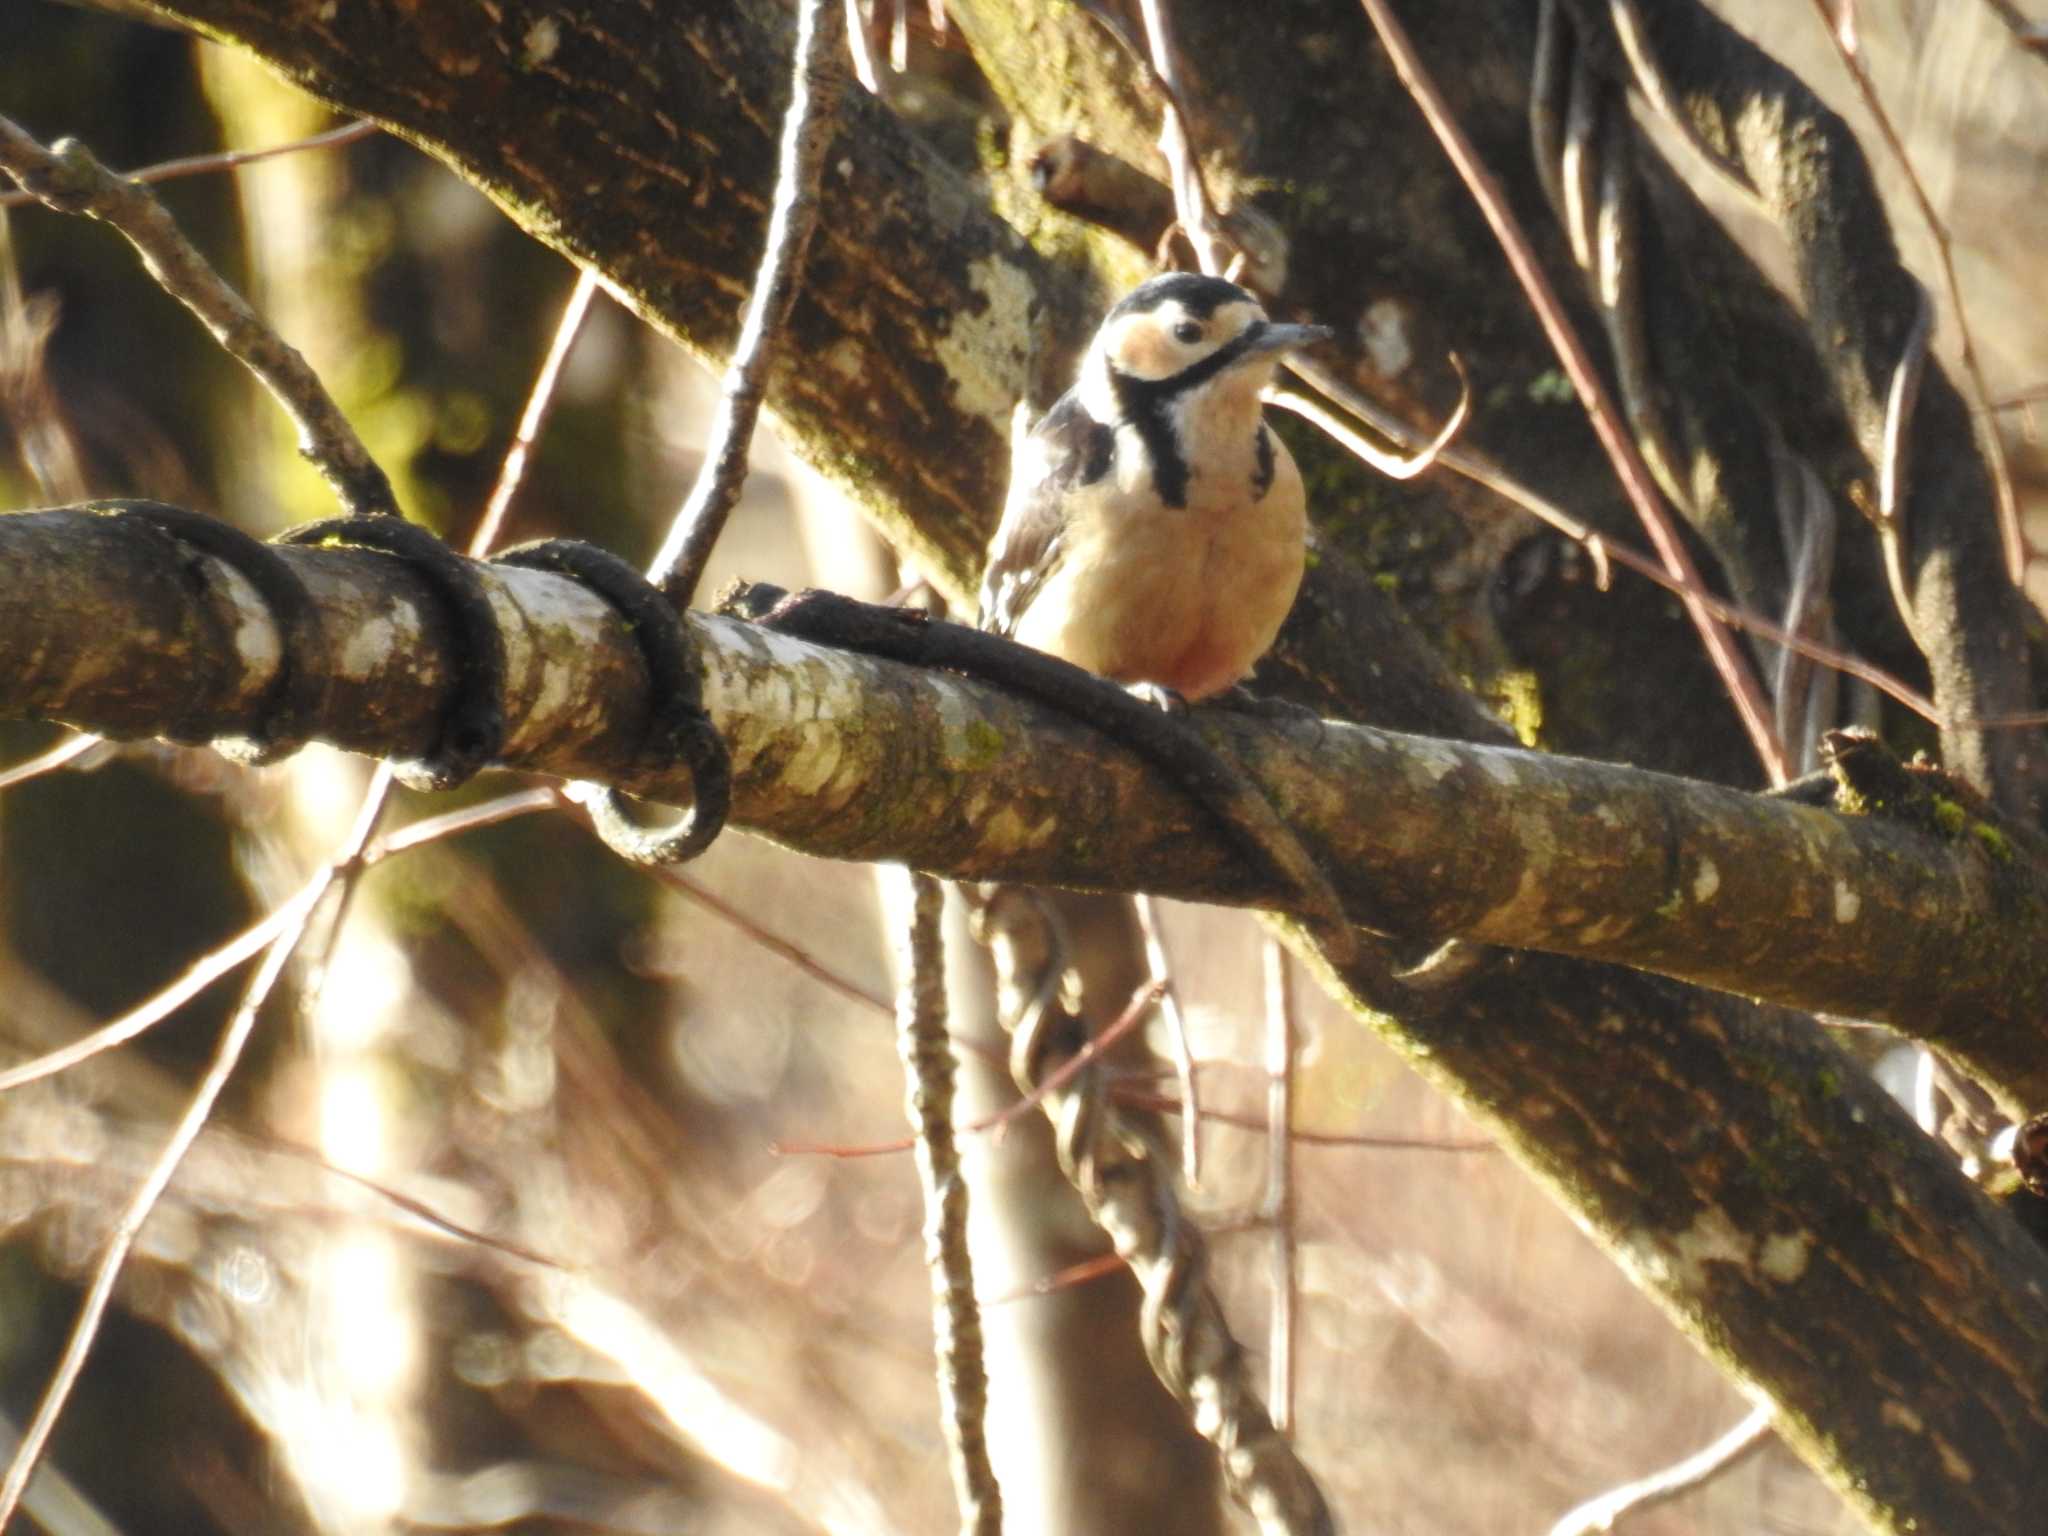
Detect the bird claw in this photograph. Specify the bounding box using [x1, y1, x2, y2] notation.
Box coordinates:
[1127, 681, 1190, 714]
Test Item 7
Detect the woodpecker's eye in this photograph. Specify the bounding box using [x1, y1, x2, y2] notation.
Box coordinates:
[1173, 320, 1202, 344]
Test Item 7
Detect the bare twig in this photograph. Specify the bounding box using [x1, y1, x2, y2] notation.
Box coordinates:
[1265, 353, 1469, 481]
[0, 878, 324, 1094]
[1548, 1400, 1774, 1535]
[0, 119, 378, 211]
[778, 1067, 1501, 1160]
[1802, 0, 2029, 583]
[1117, 1089, 1496, 1153]
[650, 0, 843, 602]
[1135, 0, 1231, 275]
[471, 267, 601, 555]
[771, 979, 1163, 1160]
[0, 733, 99, 792]
[1260, 935, 1297, 1433]
[1875, 283, 1935, 644]
[843, 0, 882, 92]
[1991, 382, 2048, 410]
[0, 115, 394, 517]
[1273, 351, 1960, 720]
[0, 767, 397, 1532]
[1978, 0, 2048, 52]
[889, 870, 1002, 1535]
[1133, 891, 1204, 1183]
[0, 793, 557, 1096]
[0, 213, 88, 499]
[1354, 0, 1788, 783]
[367, 787, 560, 861]
[645, 863, 894, 1016]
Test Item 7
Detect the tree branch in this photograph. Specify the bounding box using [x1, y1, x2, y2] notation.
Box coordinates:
[7, 502, 2046, 1113]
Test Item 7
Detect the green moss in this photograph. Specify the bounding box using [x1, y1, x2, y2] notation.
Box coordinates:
[1491, 668, 1544, 748]
[960, 718, 1007, 769]
[1930, 796, 1967, 837]
[1971, 821, 2014, 864]
[974, 116, 1008, 174]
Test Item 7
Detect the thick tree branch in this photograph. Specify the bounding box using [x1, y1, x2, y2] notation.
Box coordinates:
[1555, 0, 2041, 815]
[7, 503, 2047, 1115]
[131, 0, 1085, 599]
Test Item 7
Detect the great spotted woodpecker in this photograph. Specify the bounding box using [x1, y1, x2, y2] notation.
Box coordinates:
[977, 272, 1330, 700]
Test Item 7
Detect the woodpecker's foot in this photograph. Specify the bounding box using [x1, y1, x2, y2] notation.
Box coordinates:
[1199, 685, 1321, 723]
[1127, 681, 1190, 715]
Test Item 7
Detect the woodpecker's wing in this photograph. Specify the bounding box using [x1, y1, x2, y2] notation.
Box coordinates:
[976, 390, 1115, 636]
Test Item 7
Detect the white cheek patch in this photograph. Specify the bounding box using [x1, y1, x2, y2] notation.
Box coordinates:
[1118, 312, 1182, 379]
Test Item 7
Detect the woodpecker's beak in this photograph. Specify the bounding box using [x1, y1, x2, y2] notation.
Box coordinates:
[1238, 321, 1333, 361]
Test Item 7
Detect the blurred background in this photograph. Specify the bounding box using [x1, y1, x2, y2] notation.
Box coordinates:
[4, 1, 2044, 1532]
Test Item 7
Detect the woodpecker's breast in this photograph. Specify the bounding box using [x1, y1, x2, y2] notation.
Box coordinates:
[1010, 407, 1306, 699]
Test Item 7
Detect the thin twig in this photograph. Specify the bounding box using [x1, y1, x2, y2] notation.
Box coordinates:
[0, 733, 99, 793]
[1266, 353, 1469, 481]
[471, 267, 601, 555]
[1802, 0, 2029, 584]
[0, 213, 89, 499]
[1548, 1400, 1774, 1535]
[774, 980, 1165, 1159]
[367, 787, 561, 861]
[650, 0, 843, 602]
[1117, 1090, 1497, 1152]
[0, 115, 394, 517]
[1133, 891, 1203, 1183]
[0, 790, 561, 1096]
[646, 863, 894, 1016]
[1991, 382, 2048, 410]
[843, 0, 882, 93]
[0, 765, 396, 1532]
[0, 119, 378, 211]
[0, 879, 323, 1094]
[1354, 0, 1788, 783]
[294, 260, 584, 1016]
[1273, 350, 1956, 720]
[1977, 0, 2048, 52]
[889, 870, 1002, 1535]
[1135, 0, 1230, 275]
[1260, 935, 1297, 1433]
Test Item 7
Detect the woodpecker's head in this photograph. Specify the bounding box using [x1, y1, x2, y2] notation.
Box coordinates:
[1078, 273, 1330, 428]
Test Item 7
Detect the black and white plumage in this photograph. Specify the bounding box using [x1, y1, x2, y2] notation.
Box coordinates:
[977, 273, 1329, 701]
